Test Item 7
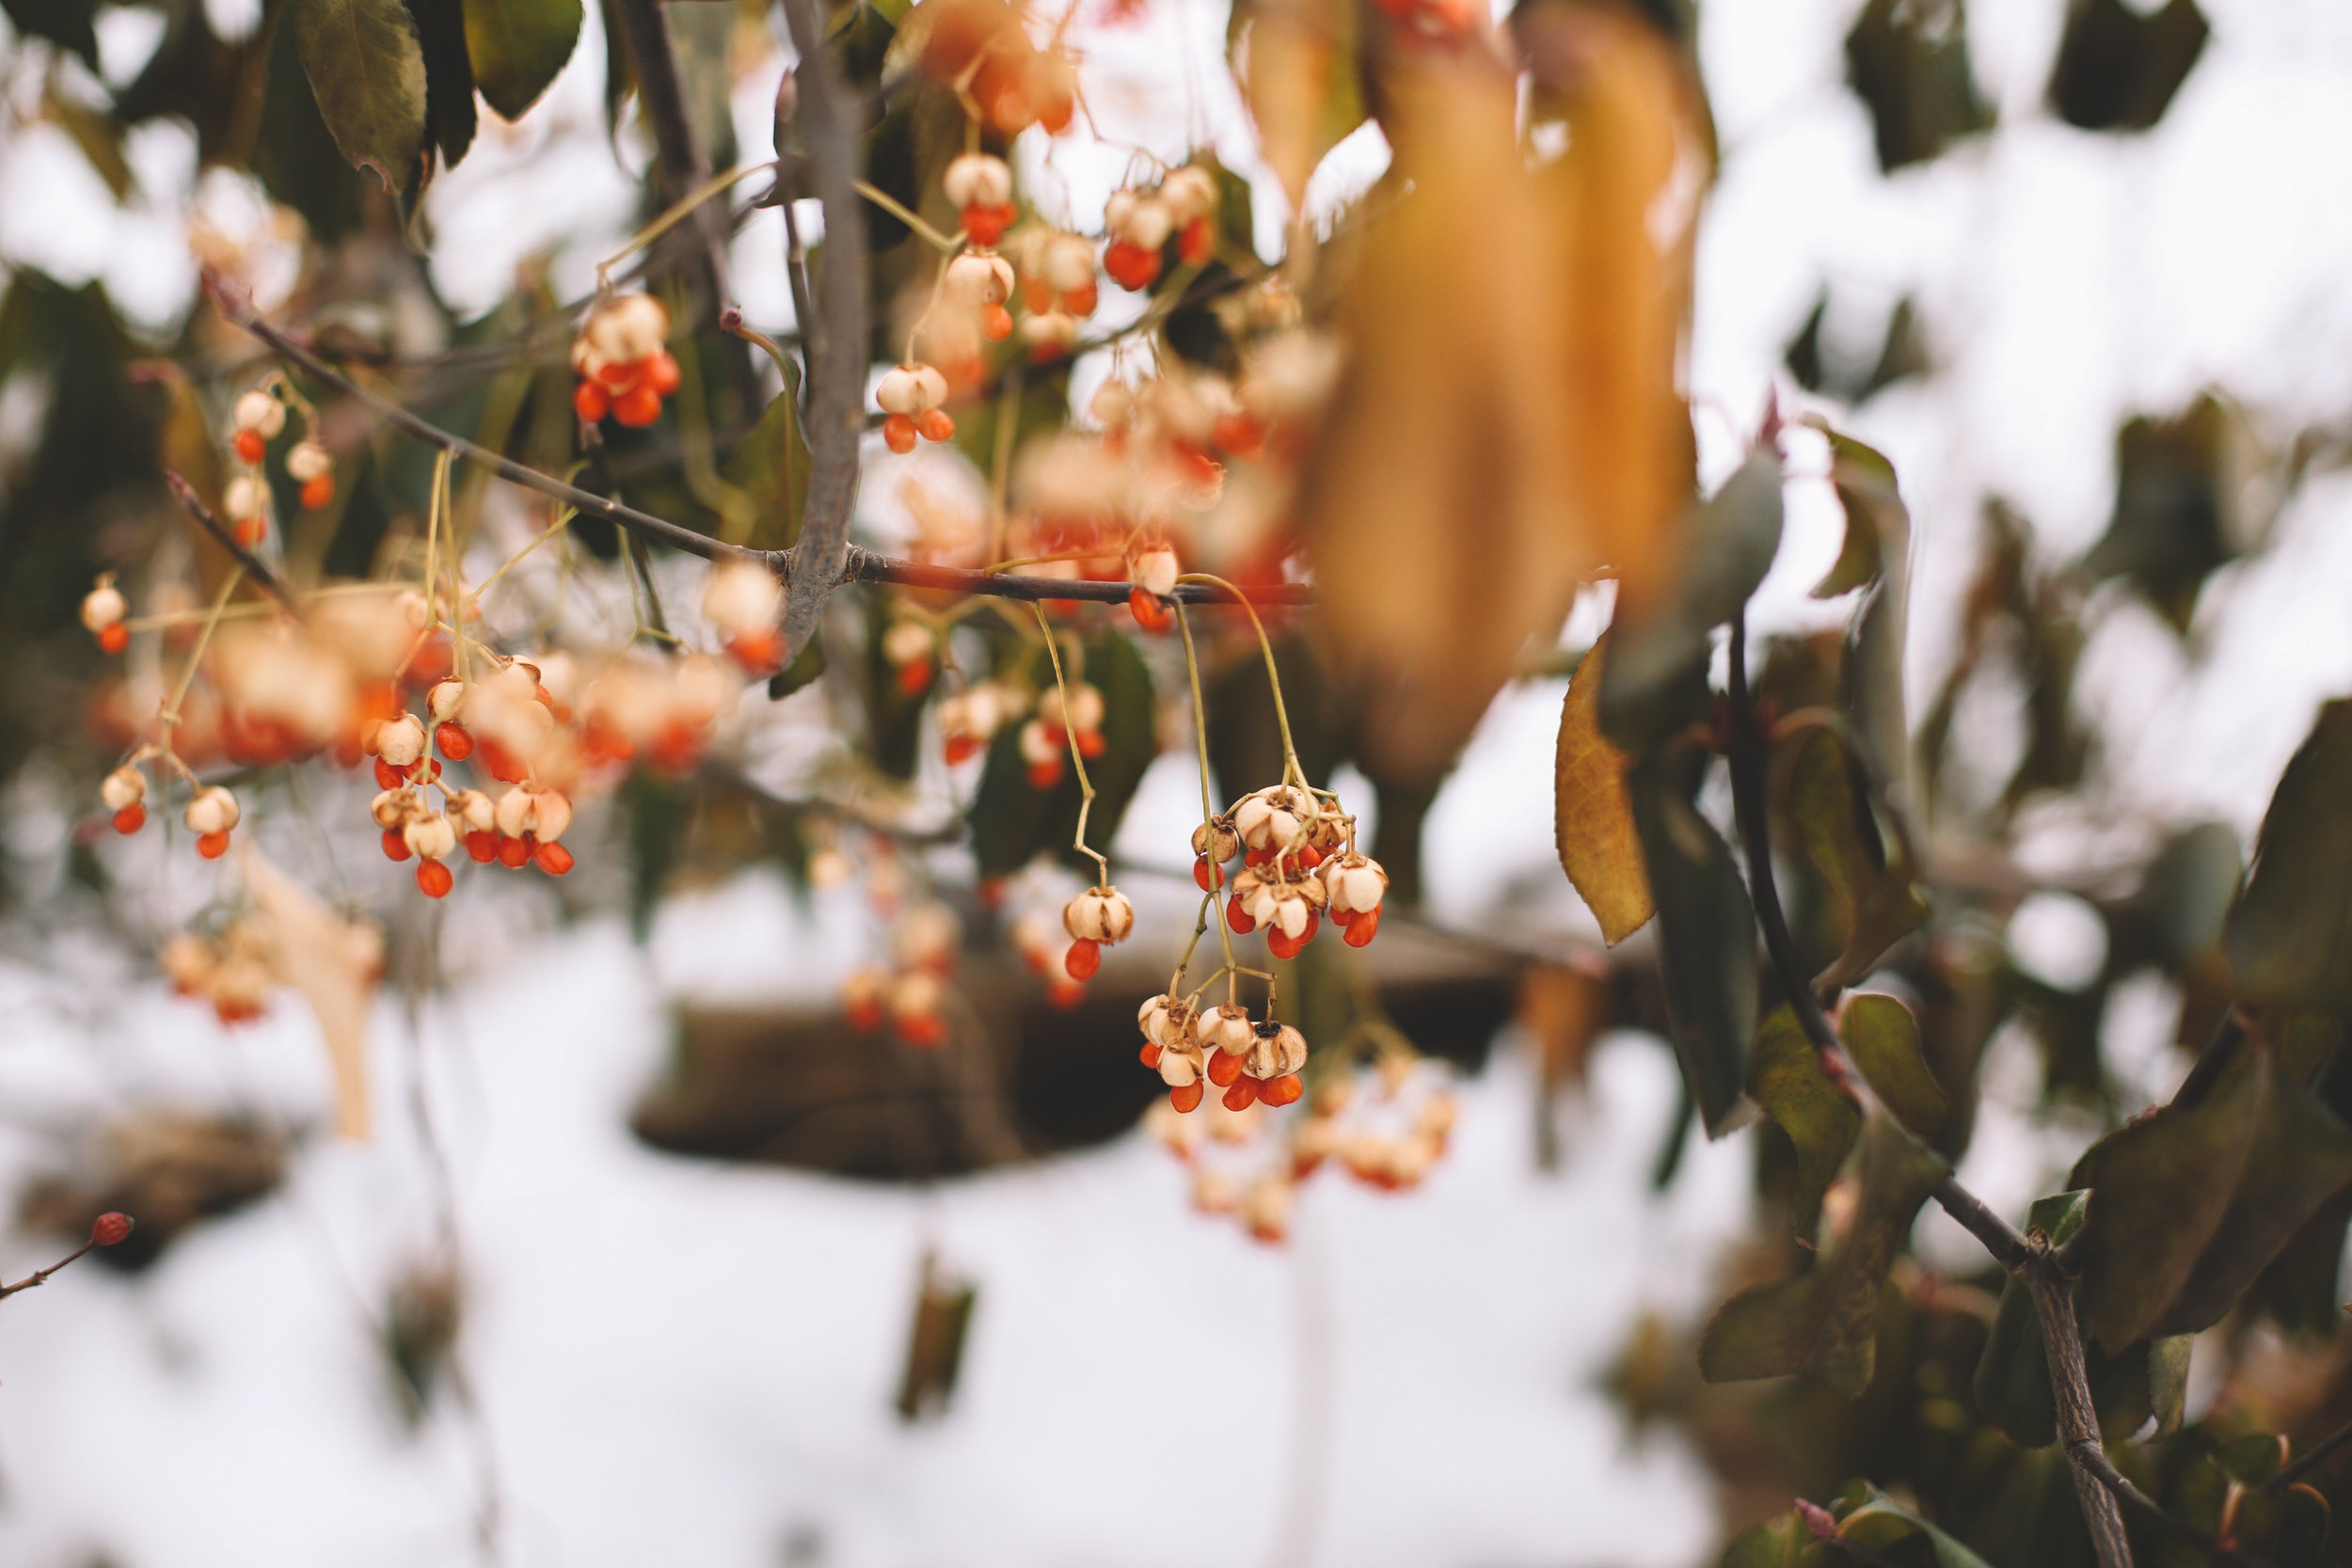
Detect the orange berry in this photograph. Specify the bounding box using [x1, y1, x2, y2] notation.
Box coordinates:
[416, 860, 453, 897]
[98, 623, 128, 654]
[1065, 937, 1101, 980]
[1344, 907, 1380, 947]
[573, 380, 611, 422]
[644, 351, 682, 395]
[113, 803, 146, 834]
[962, 202, 1011, 245]
[896, 658, 934, 697]
[196, 831, 230, 859]
[1206, 1048, 1243, 1088]
[436, 722, 474, 761]
[89, 1212, 134, 1246]
[1193, 856, 1222, 892]
[1222, 1077, 1258, 1112]
[1225, 894, 1255, 934]
[1045, 977, 1086, 1008]
[847, 999, 883, 1033]
[882, 413, 918, 454]
[1027, 759, 1063, 790]
[1169, 1082, 1204, 1114]
[980, 303, 1012, 341]
[382, 827, 412, 862]
[534, 840, 575, 876]
[373, 759, 404, 790]
[915, 407, 955, 443]
[1062, 281, 1098, 318]
[233, 515, 268, 547]
[300, 474, 334, 510]
[945, 735, 980, 766]
[1139, 1042, 1163, 1069]
[232, 429, 266, 465]
[1261, 1073, 1304, 1107]
[1076, 728, 1106, 760]
[465, 830, 497, 863]
[499, 833, 532, 868]
[1129, 585, 1172, 631]
[1104, 240, 1160, 292]
[612, 385, 661, 427]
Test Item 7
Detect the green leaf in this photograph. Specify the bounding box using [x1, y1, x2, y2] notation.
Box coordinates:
[408, 0, 476, 166]
[1836, 1486, 1998, 1568]
[2080, 393, 2250, 633]
[2048, 0, 2208, 134]
[2226, 700, 2352, 1010]
[1554, 637, 1653, 945]
[1840, 993, 1947, 1143]
[1954, 1445, 2091, 1568]
[723, 372, 810, 552]
[862, 608, 933, 782]
[1207, 633, 1347, 801]
[1777, 722, 1927, 990]
[1719, 1513, 1815, 1568]
[2070, 1049, 2352, 1353]
[2, 0, 97, 69]
[294, 0, 430, 197]
[1749, 1005, 1857, 1237]
[1844, 0, 1994, 173]
[463, 0, 581, 120]
[1599, 451, 1784, 756]
[45, 88, 134, 201]
[252, 5, 369, 241]
[1627, 753, 1757, 1135]
[767, 637, 824, 701]
[1699, 1108, 1948, 1395]
[1825, 431, 1915, 815]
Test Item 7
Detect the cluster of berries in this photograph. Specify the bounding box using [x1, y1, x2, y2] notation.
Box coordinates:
[1199, 784, 1390, 956]
[1006, 906, 1088, 1007]
[103, 758, 243, 859]
[702, 561, 786, 674]
[161, 924, 276, 1025]
[843, 900, 961, 1047]
[1003, 227, 1099, 358]
[917, 0, 1077, 139]
[937, 680, 1024, 766]
[1138, 993, 1309, 1113]
[225, 388, 337, 544]
[1102, 166, 1217, 293]
[878, 362, 956, 455]
[881, 619, 939, 696]
[570, 293, 682, 428]
[1018, 680, 1104, 788]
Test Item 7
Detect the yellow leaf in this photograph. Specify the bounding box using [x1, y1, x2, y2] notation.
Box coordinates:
[1555, 637, 1653, 943]
[1233, 0, 1365, 215]
[245, 852, 385, 1139]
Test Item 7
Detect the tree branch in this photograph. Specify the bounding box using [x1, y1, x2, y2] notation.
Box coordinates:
[1724, 610, 2132, 1568]
[774, 0, 870, 662]
[163, 471, 304, 617]
[610, 0, 734, 315]
[205, 276, 1314, 610]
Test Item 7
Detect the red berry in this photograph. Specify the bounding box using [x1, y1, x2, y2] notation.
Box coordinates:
[498, 833, 532, 868]
[533, 840, 575, 876]
[373, 759, 404, 790]
[196, 831, 230, 859]
[1246, 847, 1274, 867]
[896, 659, 934, 697]
[1206, 1048, 1243, 1088]
[98, 623, 128, 654]
[1261, 1073, 1304, 1107]
[436, 722, 474, 760]
[945, 735, 980, 766]
[1027, 759, 1063, 790]
[1065, 937, 1101, 980]
[915, 408, 955, 443]
[300, 474, 334, 510]
[382, 827, 413, 862]
[112, 803, 145, 835]
[1129, 585, 1172, 631]
[233, 515, 268, 547]
[882, 413, 917, 454]
[1225, 894, 1256, 934]
[1222, 1077, 1258, 1112]
[1104, 240, 1160, 292]
[1193, 856, 1222, 892]
[1344, 907, 1380, 947]
[612, 386, 662, 427]
[980, 303, 1013, 342]
[962, 202, 1011, 245]
[1179, 215, 1214, 267]
[573, 380, 611, 422]
[1169, 1082, 1204, 1114]
[465, 830, 497, 863]
[1139, 1042, 1163, 1069]
[88, 1212, 134, 1247]
[416, 859, 453, 897]
[644, 352, 682, 395]
[232, 429, 266, 465]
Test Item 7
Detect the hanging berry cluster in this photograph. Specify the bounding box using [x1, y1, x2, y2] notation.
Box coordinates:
[571, 293, 683, 428]
[224, 384, 337, 544]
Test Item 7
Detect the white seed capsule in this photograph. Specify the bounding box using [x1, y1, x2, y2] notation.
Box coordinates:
[1042, 232, 1097, 293]
[1158, 1038, 1206, 1088]
[1088, 380, 1136, 429]
[494, 784, 571, 842]
[373, 713, 425, 767]
[895, 902, 961, 969]
[1159, 166, 1216, 226]
[1105, 191, 1172, 252]
[427, 680, 466, 722]
[80, 580, 125, 631]
[946, 251, 1015, 309]
[1190, 820, 1241, 863]
[404, 811, 457, 861]
[1062, 886, 1135, 943]
[1017, 311, 1079, 355]
[703, 560, 783, 636]
[942, 152, 1012, 211]
[233, 389, 287, 437]
[1044, 681, 1103, 736]
[1018, 718, 1060, 768]
[888, 968, 945, 1023]
[371, 787, 414, 828]
[184, 785, 239, 835]
[285, 440, 332, 483]
[1325, 854, 1389, 915]
[1243, 1022, 1308, 1080]
[446, 787, 496, 832]
[876, 363, 948, 417]
[1127, 545, 1179, 597]
[881, 619, 935, 666]
[1234, 784, 1313, 850]
[1193, 1004, 1254, 1057]
[100, 766, 146, 810]
[224, 474, 270, 521]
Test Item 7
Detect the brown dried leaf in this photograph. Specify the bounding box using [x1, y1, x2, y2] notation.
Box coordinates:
[245, 853, 385, 1139]
[1234, 0, 1365, 214]
[1555, 637, 1652, 943]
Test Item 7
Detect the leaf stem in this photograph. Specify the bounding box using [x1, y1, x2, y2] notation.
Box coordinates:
[1031, 603, 1107, 888]
[1178, 572, 1301, 786]
[1177, 601, 1243, 1006]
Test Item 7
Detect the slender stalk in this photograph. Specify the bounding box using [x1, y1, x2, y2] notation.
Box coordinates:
[1177, 602, 1242, 998]
[2027, 1265, 2136, 1568]
[1030, 604, 1107, 887]
[1178, 572, 1301, 784]
[163, 473, 300, 615]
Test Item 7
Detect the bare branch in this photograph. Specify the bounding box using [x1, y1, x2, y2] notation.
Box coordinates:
[2026, 1262, 2137, 1568]
[774, 0, 870, 661]
[609, 0, 735, 314]
[163, 472, 304, 618]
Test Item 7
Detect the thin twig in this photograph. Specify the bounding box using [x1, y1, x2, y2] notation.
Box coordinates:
[608, 0, 735, 316]
[774, 0, 869, 662]
[0, 1240, 99, 1300]
[163, 472, 303, 616]
[2268, 1418, 2352, 1493]
[2026, 1262, 2136, 1568]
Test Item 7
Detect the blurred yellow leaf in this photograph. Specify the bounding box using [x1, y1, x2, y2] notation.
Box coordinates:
[1295, 0, 1705, 779]
[1554, 638, 1652, 943]
[246, 852, 385, 1139]
[1232, 0, 1366, 214]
